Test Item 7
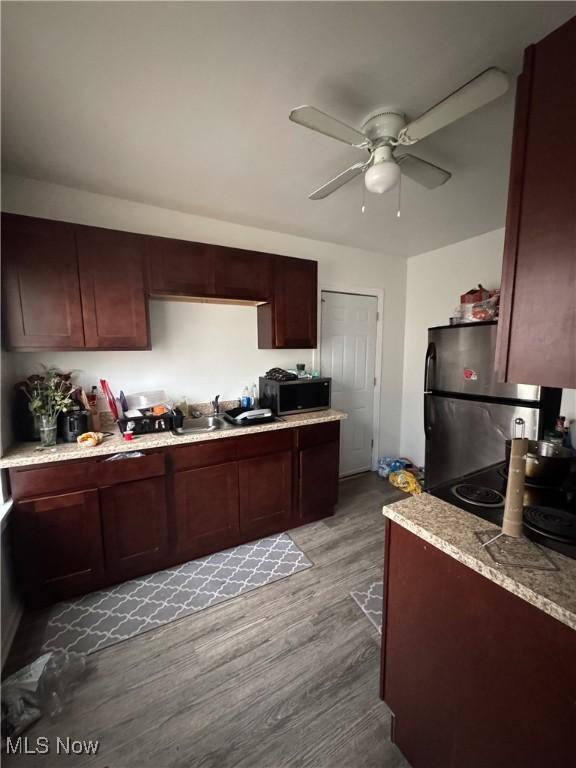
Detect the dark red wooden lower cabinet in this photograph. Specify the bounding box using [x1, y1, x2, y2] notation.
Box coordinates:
[298, 440, 339, 522]
[381, 521, 576, 768]
[238, 450, 292, 539]
[172, 461, 241, 560]
[100, 476, 169, 580]
[10, 423, 341, 605]
[14, 489, 104, 603]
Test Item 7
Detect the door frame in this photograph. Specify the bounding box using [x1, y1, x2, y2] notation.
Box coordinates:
[314, 285, 384, 474]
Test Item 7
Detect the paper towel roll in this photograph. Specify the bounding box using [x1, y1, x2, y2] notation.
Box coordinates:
[502, 437, 528, 537]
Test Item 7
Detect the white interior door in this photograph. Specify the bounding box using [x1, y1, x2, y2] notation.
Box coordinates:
[320, 291, 378, 476]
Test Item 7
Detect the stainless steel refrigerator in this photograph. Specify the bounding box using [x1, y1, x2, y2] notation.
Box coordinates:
[424, 321, 561, 489]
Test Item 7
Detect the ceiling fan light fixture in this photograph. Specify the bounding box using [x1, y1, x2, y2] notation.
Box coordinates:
[291, 66, 509, 201]
[364, 158, 401, 194]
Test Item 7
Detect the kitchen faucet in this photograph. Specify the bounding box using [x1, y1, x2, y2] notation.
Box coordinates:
[211, 395, 220, 415]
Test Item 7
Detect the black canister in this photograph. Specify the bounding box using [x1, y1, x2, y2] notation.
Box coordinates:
[59, 410, 90, 442]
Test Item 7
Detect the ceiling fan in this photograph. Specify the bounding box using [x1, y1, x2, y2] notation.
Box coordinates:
[289, 68, 509, 200]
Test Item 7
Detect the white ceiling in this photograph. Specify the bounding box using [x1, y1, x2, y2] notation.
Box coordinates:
[2, 2, 574, 257]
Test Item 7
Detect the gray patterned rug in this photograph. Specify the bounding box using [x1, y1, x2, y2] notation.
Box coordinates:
[350, 581, 383, 634]
[42, 533, 312, 655]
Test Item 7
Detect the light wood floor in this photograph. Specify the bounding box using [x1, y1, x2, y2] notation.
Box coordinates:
[5, 472, 410, 768]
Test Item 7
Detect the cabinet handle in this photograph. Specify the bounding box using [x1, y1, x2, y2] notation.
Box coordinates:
[103, 451, 146, 462]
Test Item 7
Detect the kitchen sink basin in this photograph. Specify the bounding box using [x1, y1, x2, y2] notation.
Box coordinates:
[172, 414, 236, 435]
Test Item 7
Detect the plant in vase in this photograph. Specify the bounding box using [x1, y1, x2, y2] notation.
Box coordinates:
[17, 367, 74, 447]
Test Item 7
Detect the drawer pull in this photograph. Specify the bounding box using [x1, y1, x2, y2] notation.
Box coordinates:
[104, 452, 146, 462]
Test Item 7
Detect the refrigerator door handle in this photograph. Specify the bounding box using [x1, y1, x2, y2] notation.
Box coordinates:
[424, 395, 431, 438]
[424, 342, 436, 393]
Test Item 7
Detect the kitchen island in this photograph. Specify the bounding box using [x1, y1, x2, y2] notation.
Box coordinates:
[380, 494, 576, 768]
[2, 410, 346, 606]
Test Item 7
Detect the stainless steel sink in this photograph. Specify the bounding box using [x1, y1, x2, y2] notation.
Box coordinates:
[172, 414, 236, 435]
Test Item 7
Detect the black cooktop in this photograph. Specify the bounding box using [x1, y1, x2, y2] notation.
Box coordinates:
[429, 463, 576, 560]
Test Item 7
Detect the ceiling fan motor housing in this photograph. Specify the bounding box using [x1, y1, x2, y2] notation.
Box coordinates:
[361, 108, 406, 142]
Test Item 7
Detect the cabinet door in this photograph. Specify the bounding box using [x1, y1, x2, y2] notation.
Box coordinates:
[258, 256, 318, 348]
[173, 462, 240, 559]
[1, 214, 85, 349]
[298, 440, 339, 522]
[15, 490, 104, 603]
[496, 18, 576, 388]
[213, 246, 272, 302]
[238, 450, 292, 540]
[382, 522, 576, 768]
[76, 226, 150, 349]
[100, 476, 169, 580]
[146, 235, 214, 297]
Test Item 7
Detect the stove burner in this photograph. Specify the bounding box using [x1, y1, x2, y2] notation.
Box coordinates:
[452, 484, 505, 508]
[524, 506, 576, 543]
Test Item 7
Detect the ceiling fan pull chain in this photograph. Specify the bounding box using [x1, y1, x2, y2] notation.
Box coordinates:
[361, 182, 367, 214]
[396, 174, 402, 218]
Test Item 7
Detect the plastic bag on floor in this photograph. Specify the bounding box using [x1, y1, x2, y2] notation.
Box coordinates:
[389, 469, 422, 495]
[2, 651, 92, 748]
[37, 650, 90, 718]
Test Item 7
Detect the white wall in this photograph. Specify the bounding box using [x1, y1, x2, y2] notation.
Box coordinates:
[399, 228, 576, 465]
[562, 389, 576, 431]
[2, 174, 407, 457]
[1, 351, 18, 453]
[10, 302, 304, 406]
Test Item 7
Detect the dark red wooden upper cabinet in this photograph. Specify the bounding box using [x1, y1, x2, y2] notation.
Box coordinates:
[1, 213, 85, 349]
[212, 246, 273, 302]
[496, 16, 576, 388]
[76, 226, 150, 349]
[145, 235, 214, 297]
[258, 256, 318, 348]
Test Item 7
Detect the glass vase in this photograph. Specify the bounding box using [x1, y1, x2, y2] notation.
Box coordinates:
[39, 415, 58, 447]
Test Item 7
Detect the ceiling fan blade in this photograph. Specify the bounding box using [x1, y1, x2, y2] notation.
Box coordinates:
[309, 161, 369, 200]
[397, 68, 509, 145]
[397, 154, 451, 189]
[290, 105, 371, 148]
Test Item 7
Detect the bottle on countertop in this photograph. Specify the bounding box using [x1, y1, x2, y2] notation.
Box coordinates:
[241, 387, 251, 409]
[251, 383, 258, 409]
[87, 385, 101, 432]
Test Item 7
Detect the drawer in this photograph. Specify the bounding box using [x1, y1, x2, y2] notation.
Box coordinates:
[236, 429, 293, 460]
[9, 460, 98, 501]
[297, 420, 340, 450]
[169, 438, 238, 472]
[98, 451, 165, 486]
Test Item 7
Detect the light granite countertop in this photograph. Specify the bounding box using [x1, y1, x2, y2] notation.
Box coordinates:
[0, 409, 347, 470]
[383, 493, 576, 631]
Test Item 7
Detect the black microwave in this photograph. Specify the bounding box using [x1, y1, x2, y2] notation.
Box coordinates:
[259, 377, 331, 416]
